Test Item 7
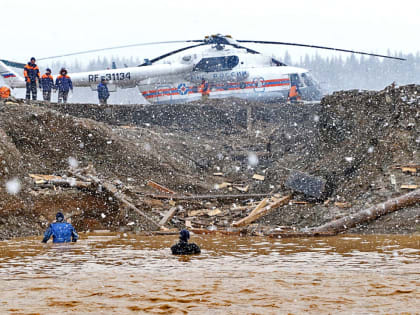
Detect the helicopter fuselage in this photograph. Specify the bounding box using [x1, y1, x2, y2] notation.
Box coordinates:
[136, 46, 322, 103]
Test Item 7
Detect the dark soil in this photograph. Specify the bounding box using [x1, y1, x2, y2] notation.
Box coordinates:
[0, 84, 419, 240]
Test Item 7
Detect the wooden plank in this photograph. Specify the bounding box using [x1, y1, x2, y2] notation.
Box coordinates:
[233, 185, 249, 192]
[401, 184, 419, 189]
[159, 207, 177, 226]
[334, 202, 352, 208]
[232, 195, 292, 227]
[401, 167, 417, 173]
[252, 174, 265, 181]
[249, 198, 269, 216]
[147, 180, 176, 194]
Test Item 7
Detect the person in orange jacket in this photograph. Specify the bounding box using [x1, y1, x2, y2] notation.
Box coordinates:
[288, 85, 301, 103]
[23, 57, 41, 100]
[0, 86, 11, 99]
[55, 68, 73, 103]
[200, 78, 210, 100]
[41, 68, 54, 101]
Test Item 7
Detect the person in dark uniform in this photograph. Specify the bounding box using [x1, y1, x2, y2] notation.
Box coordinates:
[23, 57, 41, 100]
[97, 78, 110, 105]
[41, 68, 54, 101]
[171, 229, 201, 255]
[42, 212, 78, 243]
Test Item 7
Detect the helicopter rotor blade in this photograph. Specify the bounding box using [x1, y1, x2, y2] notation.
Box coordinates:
[236, 40, 405, 61]
[139, 43, 207, 66]
[37, 40, 204, 61]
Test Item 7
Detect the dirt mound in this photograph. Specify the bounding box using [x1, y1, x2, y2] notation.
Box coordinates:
[0, 84, 418, 239]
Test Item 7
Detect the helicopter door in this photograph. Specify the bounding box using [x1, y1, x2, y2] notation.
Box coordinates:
[155, 84, 173, 104]
[253, 77, 265, 93]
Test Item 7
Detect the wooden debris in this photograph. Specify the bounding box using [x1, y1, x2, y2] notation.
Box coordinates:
[159, 207, 178, 226]
[291, 200, 309, 205]
[29, 173, 91, 188]
[147, 180, 176, 194]
[233, 185, 249, 192]
[207, 209, 222, 216]
[249, 198, 269, 216]
[401, 167, 417, 173]
[232, 195, 292, 227]
[216, 182, 232, 189]
[188, 208, 222, 217]
[310, 188, 420, 235]
[185, 220, 192, 228]
[401, 184, 419, 189]
[334, 202, 352, 208]
[148, 193, 272, 200]
[213, 172, 224, 176]
[72, 170, 161, 230]
[252, 174, 265, 181]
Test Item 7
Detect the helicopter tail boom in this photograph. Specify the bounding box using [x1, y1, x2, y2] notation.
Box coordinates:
[0, 59, 26, 88]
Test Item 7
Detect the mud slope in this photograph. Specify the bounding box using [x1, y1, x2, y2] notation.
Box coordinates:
[0, 84, 418, 239]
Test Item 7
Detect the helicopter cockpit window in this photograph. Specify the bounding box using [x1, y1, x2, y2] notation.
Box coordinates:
[193, 56, 239, 72]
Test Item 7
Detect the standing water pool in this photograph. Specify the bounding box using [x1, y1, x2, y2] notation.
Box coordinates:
[0, 233, 419, 314]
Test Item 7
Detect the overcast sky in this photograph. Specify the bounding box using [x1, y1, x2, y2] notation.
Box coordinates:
[3, 0, 420, 64]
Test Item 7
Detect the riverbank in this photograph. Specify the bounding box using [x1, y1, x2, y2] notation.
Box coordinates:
[0, 84, 419, 239]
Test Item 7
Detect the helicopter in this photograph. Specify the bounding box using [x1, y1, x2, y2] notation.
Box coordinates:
[0, 34, 404, 104]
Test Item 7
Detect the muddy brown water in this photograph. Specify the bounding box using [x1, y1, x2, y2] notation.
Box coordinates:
[0, 233, 419, 314]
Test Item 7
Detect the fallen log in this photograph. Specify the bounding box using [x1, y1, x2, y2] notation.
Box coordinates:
[147, 193, 272, 200]
[71, 170, 161, 230]
[29, 174, 91, 188]
[232, 195, 292, 227]
[310, 189, 420, 234]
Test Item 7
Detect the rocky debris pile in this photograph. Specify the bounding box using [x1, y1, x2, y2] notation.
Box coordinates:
[0, 84, 419, 239]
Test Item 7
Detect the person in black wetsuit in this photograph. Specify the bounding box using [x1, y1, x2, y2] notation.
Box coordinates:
[171, 229, 201, 255]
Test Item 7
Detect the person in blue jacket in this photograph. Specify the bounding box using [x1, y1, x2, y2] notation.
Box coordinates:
[42, 212, 78, 243]
[41, 68, 54, 101]
[97, 78, 110, 105]
[55, 68, 73, 103]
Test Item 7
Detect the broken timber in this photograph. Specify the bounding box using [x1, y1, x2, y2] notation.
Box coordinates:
[232, 195, 292, 227]
[147, 180, 176, 194]
[147, 193, 272, 200]
[159, 207, 178, 226]
[29, 174, 91, 188]
[71, 170, 161, 230]
[310, 188, 420, 235]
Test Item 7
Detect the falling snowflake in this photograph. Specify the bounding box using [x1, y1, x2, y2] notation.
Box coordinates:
[5, 178, 21, 195]
[68, 157, 79, 169]
[248, 152, 259, 167]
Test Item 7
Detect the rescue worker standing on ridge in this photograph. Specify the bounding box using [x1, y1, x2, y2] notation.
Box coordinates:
[97, 77, 110, 105]
[55, 68, 73, 103]
[0, 86, 11, 99]
[200, 78, 210, 100]
[288, 84, 301, 103]
[41, 68, 54, 101]
[171, 229, 201, 255]
[42, 212, 78, 243]
[23, 57, 41, 100]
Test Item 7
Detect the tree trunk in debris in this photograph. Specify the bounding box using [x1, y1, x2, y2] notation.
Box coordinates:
[311, 189, 420, 234]
[71, 171, 161, 230]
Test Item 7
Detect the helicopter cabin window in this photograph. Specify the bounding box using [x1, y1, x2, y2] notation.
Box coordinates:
[193, 56, 239, 72]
